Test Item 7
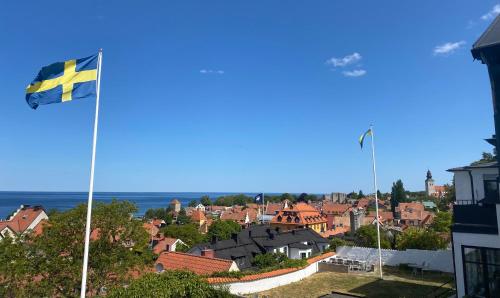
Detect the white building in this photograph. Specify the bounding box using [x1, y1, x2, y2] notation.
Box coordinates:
[448, 14, 500, 298]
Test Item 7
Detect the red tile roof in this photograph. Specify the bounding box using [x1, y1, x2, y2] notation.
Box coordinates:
[0, 206, 47, 235]
[156, 252, 235, 275]
[322, 203, 350, 215]
[190, 210, 207, 222]
[153, 237, 179, 254]
[207, 252, 335, 284]
[271, 203, 327, 226]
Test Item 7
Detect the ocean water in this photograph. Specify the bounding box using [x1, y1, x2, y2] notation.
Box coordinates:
[0, 191, 258, 219]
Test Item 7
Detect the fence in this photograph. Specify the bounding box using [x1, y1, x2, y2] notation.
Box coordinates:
[335, 246, 453, 273]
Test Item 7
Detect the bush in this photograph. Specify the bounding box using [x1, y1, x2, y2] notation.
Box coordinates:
[107, 271, 232, 298]
[396, 227, 447, 250]
[329, 237, 347, 251]
[252, 253, 307, 271]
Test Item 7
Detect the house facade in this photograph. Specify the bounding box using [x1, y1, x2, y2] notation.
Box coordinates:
[270, 202, 327, 233]
[0, 205, 48, 240]
[189, 225, 329, 269]
[448, 15, 500, 298]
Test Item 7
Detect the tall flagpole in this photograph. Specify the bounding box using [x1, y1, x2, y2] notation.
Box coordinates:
[80, 49, 103, 298]
[370, 125, 383, 279]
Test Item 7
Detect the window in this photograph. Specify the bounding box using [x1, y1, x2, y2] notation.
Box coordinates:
[284, 246, 288, 257]
[483, 179, 498, 202]
[463, 246, 500, 297]
[300, 252, 307, 259]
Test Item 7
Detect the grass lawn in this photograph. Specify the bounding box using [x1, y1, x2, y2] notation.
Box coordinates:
[247, 266, 455, 298]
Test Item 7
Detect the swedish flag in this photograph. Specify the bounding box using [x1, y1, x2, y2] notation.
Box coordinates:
[359, 128, 372, 149]
[26, 54, 98, 109]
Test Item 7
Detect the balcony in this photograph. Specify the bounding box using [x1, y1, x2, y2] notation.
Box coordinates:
[452, 203, 498, 234]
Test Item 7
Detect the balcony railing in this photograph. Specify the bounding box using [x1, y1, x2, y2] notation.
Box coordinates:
[453, 202, 498, 234]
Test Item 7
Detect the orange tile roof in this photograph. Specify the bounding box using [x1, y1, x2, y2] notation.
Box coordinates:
[143, 222, 160, 237]
[207, 252, 335, 284]
[322, 203, 350, 215]
[0, 206, 47, 234]
[271, 203, 327, 226]
[153, 237, 179, 254]
[320, 227, 349, 238]
[156, 252, 234, 275]
[190, 210, 207, 222]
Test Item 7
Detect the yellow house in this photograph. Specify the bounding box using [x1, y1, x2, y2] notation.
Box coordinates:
[270, 202, 327, 233]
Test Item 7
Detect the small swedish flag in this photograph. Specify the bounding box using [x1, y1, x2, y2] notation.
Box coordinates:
[26, 54, 98, 109]
[359, 128, 372, 149]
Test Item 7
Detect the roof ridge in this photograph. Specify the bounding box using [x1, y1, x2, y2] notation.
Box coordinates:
[162, 251, 233, 264]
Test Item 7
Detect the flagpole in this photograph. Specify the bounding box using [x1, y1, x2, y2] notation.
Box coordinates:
[80, 49, 103, 298]
[370, 125, 383, 279]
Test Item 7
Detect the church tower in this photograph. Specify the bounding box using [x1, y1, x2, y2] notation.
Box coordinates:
[425, 169, 435, 196]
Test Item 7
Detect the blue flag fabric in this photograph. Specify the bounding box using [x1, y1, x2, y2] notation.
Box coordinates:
[26, 54, 98, 109]
[255, 193, 263, 203]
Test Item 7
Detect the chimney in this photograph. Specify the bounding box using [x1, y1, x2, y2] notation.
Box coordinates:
[201, 248, 215, 258]
[248, 230, 252, 238]
[231, 233, 238, 243]
[211, 235, 218, 244]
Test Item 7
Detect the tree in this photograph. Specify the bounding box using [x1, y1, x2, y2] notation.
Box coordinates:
[144, 207, 168, 221]
[176, 208, 191, 225]
[206, 220, 241, 241]
[161, 224, 205, 248]
[188, 199, 197, 207]
[347, 191, 359, 200]
[391, 179, 406, 213]
[358, 190, 365, 198]
[252, 252, 307, 270]
[200, 195, 212, 206]
[471, 151, 496, 165]
[329, 237, 347, 251]
[0, 200, 153, 297]
[396, 228, 447, 250]
[354, 225, 391, 249]
[430, 211, 452, 233]
[106, 271, 232, 298]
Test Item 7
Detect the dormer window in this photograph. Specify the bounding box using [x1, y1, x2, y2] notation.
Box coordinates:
[277, 216, 282, 222]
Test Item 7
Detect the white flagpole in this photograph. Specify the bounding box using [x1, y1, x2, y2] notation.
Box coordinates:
[370, 125, 383, 279]
[80, 49, 103, 298]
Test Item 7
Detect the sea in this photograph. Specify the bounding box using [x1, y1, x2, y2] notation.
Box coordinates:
[0, 191, 259, 219]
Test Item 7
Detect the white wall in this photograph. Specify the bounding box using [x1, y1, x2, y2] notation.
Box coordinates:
[217, 255, 334, 295]
[335, 246, 453, 273]
[289, 248, 312, 259]
[452, 204, 500, 297]
[454, 168, 498, 201]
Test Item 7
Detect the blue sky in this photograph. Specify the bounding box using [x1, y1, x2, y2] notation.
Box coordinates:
[0, 1, 498, 193]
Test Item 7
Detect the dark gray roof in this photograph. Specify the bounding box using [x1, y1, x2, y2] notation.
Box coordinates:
[447, 161, 497, 172]
[188, 225, 328, 269]
[472, 15, 500, 61]
[289, 243, 311, 249]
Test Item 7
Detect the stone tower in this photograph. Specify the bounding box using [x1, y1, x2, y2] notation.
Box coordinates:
[425, 170, 435, 196]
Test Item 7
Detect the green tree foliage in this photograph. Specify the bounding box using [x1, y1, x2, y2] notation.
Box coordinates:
[262, 193, 297, 203]
[297, 193, 318, 202]
[0, 200, 154, 297]
[188, 199, 197, 207]
[347, 191, 359, 200]
[354, 225, 391, 249]
[175, 208, 191, 225]
[206, 220, 241, 241]
[144, 207, 172, 223]
[213, 194, 253, 206]
[471, 151, 496, 165]
[106, 271, 232, 298]
[200, 195, 212, 206]
[329, 237, 347, 251]
[0, 235, 36, 297]
[430, 211, 453, 233]
[358, 190, 365, 198]
[252, 252, 307, 270]
[391, 179, 407, 213]
[161, 223, 205, 248]
[437, 182, 456, 211]
[396, 227, 447, 250]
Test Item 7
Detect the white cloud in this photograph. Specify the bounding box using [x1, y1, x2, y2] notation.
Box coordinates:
[481, 4, 500, 20]
[342, 69, 367, 77]
[199, 69, 224, 75]
[326, 52, 362, 67]
[433, 41, 466, 55]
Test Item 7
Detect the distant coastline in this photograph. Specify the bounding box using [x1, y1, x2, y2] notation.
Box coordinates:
[0, 191, 261, 219]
